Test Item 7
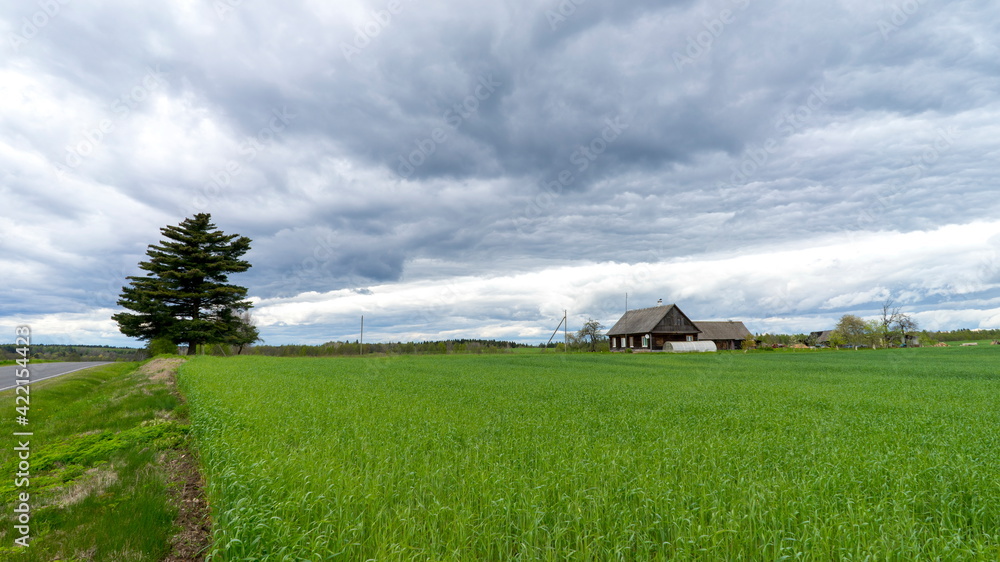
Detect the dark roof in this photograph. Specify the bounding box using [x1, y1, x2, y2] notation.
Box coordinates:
[607, 304, 700, 336]
[810, 330, 833, 342]
[694, 321, 752, 341]
[607, 305, 673, 335]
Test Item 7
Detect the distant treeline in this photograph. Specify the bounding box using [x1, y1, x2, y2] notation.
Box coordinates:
[756, 329, 1000, 347]
[931, 328, 1000, 342]
[229, 339, 533, 357]
[757, 334, 811, 346]
[0, 344, 145, 362]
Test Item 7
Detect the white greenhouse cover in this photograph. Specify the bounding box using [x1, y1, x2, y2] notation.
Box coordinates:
[662, 341, 717, 353]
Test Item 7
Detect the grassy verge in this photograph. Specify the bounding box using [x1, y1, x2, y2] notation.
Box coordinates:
[0, 359, 206, 561]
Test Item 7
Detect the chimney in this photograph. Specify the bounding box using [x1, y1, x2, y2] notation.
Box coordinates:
[657, 298, 663, 306]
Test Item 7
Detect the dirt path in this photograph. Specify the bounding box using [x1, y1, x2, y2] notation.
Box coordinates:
[140, 358, 212, 562]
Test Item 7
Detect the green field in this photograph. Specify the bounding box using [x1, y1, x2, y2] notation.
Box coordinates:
[179, 348, 1000, 560]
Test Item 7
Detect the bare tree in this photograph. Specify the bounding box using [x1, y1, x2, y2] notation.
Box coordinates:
[230, 309, 262, 354]
[878, 298, 917, 347]
[576, 318, 606, 352]
[894, 314, 919, 346]
[878, 298, 901, 347]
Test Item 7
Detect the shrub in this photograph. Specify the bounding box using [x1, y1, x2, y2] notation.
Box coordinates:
[146, 337, 177, 356]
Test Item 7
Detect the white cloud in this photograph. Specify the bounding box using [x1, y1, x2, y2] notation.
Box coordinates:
[245, 220, 1000, 343]
[0, 309, 121, 345]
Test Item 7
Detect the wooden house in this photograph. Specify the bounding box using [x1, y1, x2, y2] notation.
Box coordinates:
[607, 304, 700, 351]
[607, 303, 752, 352]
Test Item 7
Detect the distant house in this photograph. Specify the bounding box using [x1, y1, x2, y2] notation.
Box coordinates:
[810, 330, 833, 347]
[607, 303, 751, 352]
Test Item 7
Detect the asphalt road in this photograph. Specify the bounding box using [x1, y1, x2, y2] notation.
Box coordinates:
[0, 362, 113, 392]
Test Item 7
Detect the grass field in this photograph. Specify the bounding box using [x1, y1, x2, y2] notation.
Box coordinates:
[179, 348, 1000, 560]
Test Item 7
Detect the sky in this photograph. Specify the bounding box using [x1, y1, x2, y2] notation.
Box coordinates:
[3, 0, 1000, 347]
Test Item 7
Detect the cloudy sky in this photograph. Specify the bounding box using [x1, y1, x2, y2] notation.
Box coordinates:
[3, 0, 1000, 346]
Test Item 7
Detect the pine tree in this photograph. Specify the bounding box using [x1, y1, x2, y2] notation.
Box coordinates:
[113, 213, 258, 353]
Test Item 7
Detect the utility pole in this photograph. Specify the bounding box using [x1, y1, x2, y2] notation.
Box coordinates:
[360, 315, 364, 355]
[546, 313, 566, 350]
[564, 310, 568, 352]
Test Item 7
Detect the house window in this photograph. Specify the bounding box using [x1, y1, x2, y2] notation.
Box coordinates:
[629, 336, 634, 347]
[686, 335, 693, 342]
[642, 334, 650, 348]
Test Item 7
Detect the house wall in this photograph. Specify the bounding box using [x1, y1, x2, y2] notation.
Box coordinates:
[611, 332, 697, 351]
[611, 334, 650, 351]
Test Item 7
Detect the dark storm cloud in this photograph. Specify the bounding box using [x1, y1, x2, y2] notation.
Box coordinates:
[4, 0, 1000, 344]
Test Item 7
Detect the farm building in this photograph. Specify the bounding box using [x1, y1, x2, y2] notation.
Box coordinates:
[810, 330, 833, 346]
[694, 321, 754, 350]
[607, 303, 752, 352]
